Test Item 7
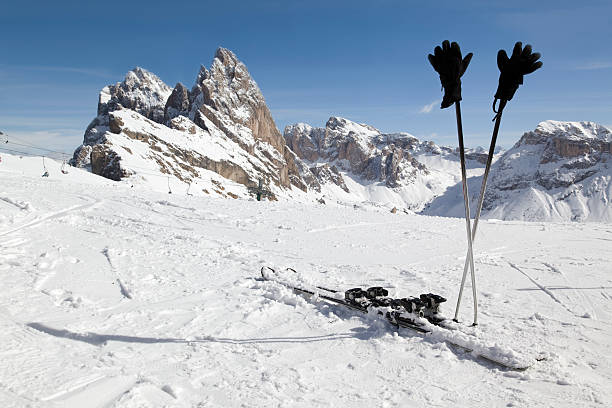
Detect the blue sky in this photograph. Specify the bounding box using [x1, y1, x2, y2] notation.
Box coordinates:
[1, 0, 611, 156]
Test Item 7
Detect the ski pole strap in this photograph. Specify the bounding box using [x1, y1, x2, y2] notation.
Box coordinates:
[492, 98, 507, 121]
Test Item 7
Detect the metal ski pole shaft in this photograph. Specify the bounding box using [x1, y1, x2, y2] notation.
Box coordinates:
[452, 101, 478, 325]
[455, 100, 507, 321]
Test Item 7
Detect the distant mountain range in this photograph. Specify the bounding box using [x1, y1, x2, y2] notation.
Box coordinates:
[71, 48, 612, 222]
[424, 121, 612, 221]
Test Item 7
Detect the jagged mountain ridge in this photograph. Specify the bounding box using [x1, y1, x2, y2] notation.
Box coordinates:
[284, 116, 489, 210]
[72, 48, 304, 199]
[424, 120, 612, 222]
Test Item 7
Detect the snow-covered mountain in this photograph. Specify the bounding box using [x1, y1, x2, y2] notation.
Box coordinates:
[69, 49, 610, 221]
[425, 120, 612, 222]
[284, 117, 489, 211]
[71, 48, 304, 199]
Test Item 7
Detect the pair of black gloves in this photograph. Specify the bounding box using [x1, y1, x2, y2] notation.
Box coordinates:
[428, 40, 542, 109]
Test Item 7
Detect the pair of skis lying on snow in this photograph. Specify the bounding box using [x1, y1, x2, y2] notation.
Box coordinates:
[261, 266, 541, 371]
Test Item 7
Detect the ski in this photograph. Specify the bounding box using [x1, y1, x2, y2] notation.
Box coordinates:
[261, 266, 537, 371]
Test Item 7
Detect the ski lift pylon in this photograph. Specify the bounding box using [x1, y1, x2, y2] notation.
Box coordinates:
[61, 160, 69, 174]
[42, 156, 49, 177]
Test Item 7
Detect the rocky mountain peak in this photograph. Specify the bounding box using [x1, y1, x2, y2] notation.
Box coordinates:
[97, 67, 172, 123]
[515, 120, 612, 163]
[214, 47, 240, 67]
[197, 47, 265, 121]
[534, 120, 612, 141]
[124, 67, 166, 89]
[72, 47, 304, 195]
[189, 46, 296, 180]
[194, 65, 209, 87]
[325, 116, 380, 136]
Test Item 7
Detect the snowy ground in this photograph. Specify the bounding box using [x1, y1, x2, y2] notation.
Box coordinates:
[1, 154, 611, 407]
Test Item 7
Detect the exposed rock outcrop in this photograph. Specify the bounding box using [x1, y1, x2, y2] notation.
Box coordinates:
[309, 164, 349, 193]
[164, 83, 190, 122]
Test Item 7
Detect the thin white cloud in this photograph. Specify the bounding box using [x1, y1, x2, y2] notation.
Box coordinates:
[0, 64, 117, 79]
[573, 62, 612, 71]
[419, 100, 439, 114]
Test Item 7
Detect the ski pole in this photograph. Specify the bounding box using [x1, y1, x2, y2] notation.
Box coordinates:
[453, 101, 478, 326]
[427, 41, 478, 325]
[453, 99, 505, 324]
[455, 42, 542, 323]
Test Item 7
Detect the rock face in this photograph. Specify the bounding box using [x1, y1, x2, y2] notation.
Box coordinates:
[285, 117, 427, 189]
[100, 67, 172, 124]
[71, 48, 304, 198]
[164, 83, 190, 122]
[284, 117, 485, 210]
[425, 120, 612, 222]
[309, 164, 349, 193]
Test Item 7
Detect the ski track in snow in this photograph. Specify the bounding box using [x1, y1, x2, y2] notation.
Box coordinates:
[0, 200, 103, 238]
[507, 261, 576, 316]
[541, 262, 600, 320]
[0, 155, 611, 407]
[102, 247, 133, 300]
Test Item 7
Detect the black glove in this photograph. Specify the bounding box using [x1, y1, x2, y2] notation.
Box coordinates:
[428, 40, 473, 109]
[495, 42, 542, 102]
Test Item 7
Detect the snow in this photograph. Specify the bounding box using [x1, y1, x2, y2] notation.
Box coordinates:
[99, 87, 111, 105]
[123, 67, 173, 106]
[1, 153, 612, 407]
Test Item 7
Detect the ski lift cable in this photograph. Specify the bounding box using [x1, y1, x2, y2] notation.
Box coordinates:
[0, 144, 183, 179]
[0, 146, 42, 157]
[5, 141, 71, 156]
[0, 132, 72, 157]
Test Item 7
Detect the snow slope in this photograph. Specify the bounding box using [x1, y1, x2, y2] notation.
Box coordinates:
[1, 153, 611, 407]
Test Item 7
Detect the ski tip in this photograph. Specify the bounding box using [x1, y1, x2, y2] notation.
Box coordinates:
[261, 266, 275, 280]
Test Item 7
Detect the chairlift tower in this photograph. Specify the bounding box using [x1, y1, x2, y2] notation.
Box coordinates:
[247, 178, 272, 201]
